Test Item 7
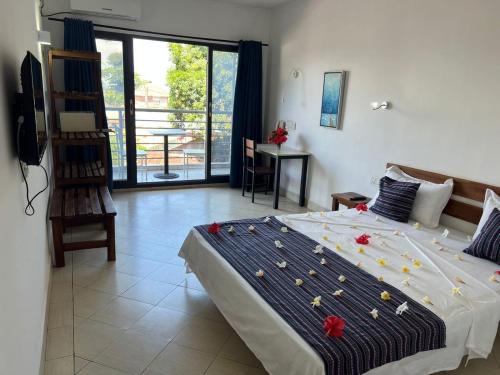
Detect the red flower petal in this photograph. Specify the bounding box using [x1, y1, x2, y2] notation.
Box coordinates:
[208, 222, 221, 234]
[495, 271, 500, 275]
[355, 234, 371, 245]
[323, 315, 345, 337]
[355, 203, 368, 212]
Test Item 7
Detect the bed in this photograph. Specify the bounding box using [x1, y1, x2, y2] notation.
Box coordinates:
[179, 164, 500, 375]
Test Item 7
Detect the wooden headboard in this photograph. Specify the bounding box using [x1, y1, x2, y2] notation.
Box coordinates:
[387, 163, 500, 224]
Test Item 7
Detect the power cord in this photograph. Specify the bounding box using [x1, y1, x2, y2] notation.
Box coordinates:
[40, 0, 73, 18]
[17, 117, 50, 216]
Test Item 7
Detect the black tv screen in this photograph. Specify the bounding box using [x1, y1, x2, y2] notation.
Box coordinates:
[18, 51, 47, 165]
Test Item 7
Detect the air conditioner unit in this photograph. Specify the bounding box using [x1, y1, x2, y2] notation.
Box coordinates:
[70, 0, 141, 21]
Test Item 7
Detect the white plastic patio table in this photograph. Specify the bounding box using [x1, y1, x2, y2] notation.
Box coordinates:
[148, 128, 187, 179]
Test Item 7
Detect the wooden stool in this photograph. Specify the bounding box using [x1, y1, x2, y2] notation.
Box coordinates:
[50, 186, 117, 267]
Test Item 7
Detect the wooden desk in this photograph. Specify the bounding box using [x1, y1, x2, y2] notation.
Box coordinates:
[256, 144, 311, 209]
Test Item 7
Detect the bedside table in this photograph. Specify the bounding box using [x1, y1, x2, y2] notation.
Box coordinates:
[331, 192, 371, 211]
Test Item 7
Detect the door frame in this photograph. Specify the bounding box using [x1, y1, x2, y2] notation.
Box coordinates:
[96, 31, 237, 189]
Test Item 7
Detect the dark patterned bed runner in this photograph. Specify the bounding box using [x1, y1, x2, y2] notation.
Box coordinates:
[195, 217, 446, 375]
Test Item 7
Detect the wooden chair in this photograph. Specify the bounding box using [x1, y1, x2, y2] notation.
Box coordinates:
[242, 138, 275, 203]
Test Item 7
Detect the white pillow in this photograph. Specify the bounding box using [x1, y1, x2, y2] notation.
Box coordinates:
[473, 188, 500, 240]
[369, 166, 453, 228]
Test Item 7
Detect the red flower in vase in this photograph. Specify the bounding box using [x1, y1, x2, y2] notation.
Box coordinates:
[268, 127, 289, 146]
[323, 315, 345, 337]
[355, 234, 371, 245]
[355, 203, 368, 212]
[208, 222, 221, 234]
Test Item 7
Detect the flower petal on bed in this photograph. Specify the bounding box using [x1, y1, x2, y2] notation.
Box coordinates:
[442, 228, 450, 238]
[451, 287, 462, 296]
[255, 269, 264, 278]
[207, 222, 220, 234]
[401, 277, 410, 287]
[413, 222, 421, 230]
[370, 309, 379, 319]
[323, 315, 345, 337]
[488, 274, 498, 283]
[309, 270, 317, 276]
[377, 276, 384, 282]
[314, 245, 324, 254]
[381, 291, 391, 301]
[227, 225, 235, 234]
[338, 275, 346, 283]
[413, 259, 422, 268]
[396, 302, 409, 315]
[275, 240, 284, 249]
[355, 234, 371, 245]
[281, 226, 288, 233]
[276, 261, 287, 269]
[401, 265, 411, 273]
[248, 225, 256, 232]
[320, 258, 327, 265]
[357, 247, 365, 254]
[422, 296, 434, 305]
[311, 296, 321, 308]
[333, 289, 344, 297]
[455, 276, 466, 284]
[335, 243, 343, 251]
[376, 258, 387, 267]
[263, 216, 271, 223]
[295, 278, 304, 286]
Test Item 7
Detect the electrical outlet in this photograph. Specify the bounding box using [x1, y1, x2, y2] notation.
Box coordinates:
[370, 176, 378, 185]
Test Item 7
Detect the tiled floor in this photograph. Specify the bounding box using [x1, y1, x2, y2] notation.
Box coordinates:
[44, 187, 500, 375]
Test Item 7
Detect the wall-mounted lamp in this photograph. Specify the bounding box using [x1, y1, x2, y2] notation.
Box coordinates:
[38, 31, 52, 46]
[371, 101, 390, 110]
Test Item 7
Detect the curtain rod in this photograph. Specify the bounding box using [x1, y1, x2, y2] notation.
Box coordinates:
[47, 17, 269, 47]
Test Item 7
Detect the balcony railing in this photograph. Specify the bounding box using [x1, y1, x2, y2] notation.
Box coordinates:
[106, 107, 232, 182]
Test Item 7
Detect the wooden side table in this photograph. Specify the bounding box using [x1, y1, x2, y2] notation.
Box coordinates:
[331, 192, 370, 211]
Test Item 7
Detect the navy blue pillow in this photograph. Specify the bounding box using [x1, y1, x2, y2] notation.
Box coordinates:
[463, 208, 500, 264]
[370, 176, 420, 222]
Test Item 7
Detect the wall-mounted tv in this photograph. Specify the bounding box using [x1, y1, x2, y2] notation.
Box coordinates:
[17, 51, 48, 165]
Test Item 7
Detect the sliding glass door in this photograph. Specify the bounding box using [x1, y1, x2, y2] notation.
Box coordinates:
[96, 32, 237, 188]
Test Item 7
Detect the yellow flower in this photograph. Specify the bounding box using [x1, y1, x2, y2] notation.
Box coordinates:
[422, 296, 433, 305]
[322, 235, 329, 241]
[489, 274, 499, 283]
[413, 259, 422, 269]
[380, 291, 391, 301]
[451, 287, 462, 296]
[455, 276, 466, 284]
[322, 223, 328, 229]
[376, 258, 387, 267]
[357, 247, 365, 254]
[310, 296, 321, 308]
[335, 243, 343, 251]
[295, 278, 304, 286]
[377, 276, 384, 282]
[413, 222, 421, 230]
[454, 254, 464, 261]
[401, 265, 410, 273]
[338, 275, 346, 283]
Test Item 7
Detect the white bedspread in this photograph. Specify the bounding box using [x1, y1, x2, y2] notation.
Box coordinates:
[179, 210, 500, 375]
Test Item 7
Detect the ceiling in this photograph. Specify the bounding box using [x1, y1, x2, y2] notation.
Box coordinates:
[214, 0, 293, 8]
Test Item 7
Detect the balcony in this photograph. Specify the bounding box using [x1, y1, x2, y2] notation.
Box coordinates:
[106, 107, 232, 183]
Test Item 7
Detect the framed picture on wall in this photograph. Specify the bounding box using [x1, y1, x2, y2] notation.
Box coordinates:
[320, 71, 347, 129]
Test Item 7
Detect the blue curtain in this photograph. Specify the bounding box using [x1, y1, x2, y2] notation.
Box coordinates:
[64, 18, 113, 189]
[229, 41, 263, 188]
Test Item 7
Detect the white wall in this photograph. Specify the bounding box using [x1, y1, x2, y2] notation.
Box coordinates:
[267, 0, 500, 211]
[42, 0, 271, 47]
[0, 1, 52, 374]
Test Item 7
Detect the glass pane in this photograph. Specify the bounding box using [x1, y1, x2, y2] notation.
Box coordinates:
[211, 51, 237, 176]
[96, 39, 127, 181]
[133, 39, 208, 183]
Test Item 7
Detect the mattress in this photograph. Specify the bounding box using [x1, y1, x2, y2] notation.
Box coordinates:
[179, 209, 500, 375]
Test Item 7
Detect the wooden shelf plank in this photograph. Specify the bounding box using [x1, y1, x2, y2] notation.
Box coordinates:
[49, 49, 101, 61]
